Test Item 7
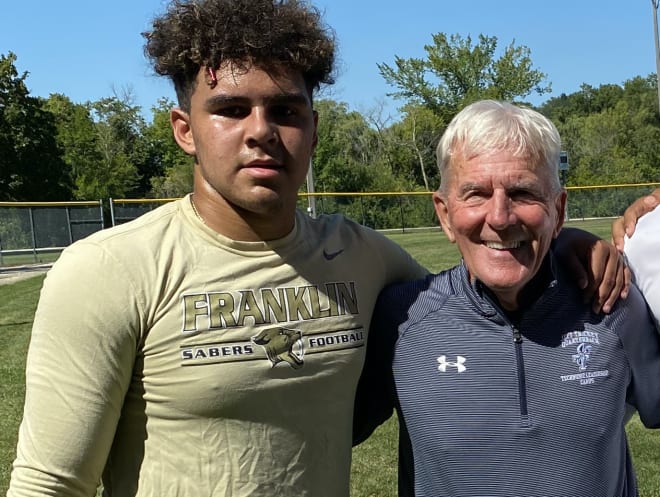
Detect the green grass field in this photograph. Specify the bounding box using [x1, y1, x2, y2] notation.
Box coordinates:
[1, 218, 659, 496]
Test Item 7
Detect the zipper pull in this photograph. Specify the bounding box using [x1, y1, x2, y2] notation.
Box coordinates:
[512, 328, 523, 344]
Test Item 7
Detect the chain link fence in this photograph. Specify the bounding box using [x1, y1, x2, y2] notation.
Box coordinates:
[1, 183, 658, 267]
[0, 201, 104, 266]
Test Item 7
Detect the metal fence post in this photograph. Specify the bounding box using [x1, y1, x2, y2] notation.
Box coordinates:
[65, 206, 73, 244]
[28, 207, 38, 263]
[360, 196, 366, 226]
[99, 199, 105, 229]
[109, 198, 115, 226]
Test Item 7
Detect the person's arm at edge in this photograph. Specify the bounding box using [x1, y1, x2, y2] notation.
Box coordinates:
[7, 244, 140, 497]
[618, 284, 660, 428]
[612, 188, 660, 251]
[554, 227, 629, 314]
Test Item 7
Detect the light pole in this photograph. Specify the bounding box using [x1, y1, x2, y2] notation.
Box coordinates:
[306, 160, 317, 218]
[652, 0, 660, 114]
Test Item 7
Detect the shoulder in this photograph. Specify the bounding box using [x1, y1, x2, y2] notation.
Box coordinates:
[376, 268, 458, 327]
[300, 212, 395, 245]
[64, 198, 185, 258]
[299, 211, 428, 280]
[381, 267, 456, 299]
[49, 198, 188, 289]
[610, 283, 650, 320]
[606, 283, 656, 340]
[85, 198, 183, 245]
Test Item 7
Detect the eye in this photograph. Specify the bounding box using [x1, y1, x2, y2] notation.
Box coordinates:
[215, 105, 250, 118]
[462, 188, 490, 202]
[270, 105, 298, 120]
[509, 188, 541, 201]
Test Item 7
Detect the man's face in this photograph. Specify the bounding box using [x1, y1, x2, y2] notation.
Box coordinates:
[434, 149, 566, 310]
[172, 63, 317, 220]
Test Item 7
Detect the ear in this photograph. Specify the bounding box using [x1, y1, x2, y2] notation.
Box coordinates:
[553, 190, 568, 238]
[170, 107, 196, 156]
[433, 191, 456, 243]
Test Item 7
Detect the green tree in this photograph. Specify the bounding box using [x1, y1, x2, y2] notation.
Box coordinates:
[379, 33, 550, 122]
[43, 94, 100, 199]
[311, 99, 434, 229]
[386, 103, 443, 191]
[146, 98, 193, 197]
[79, 93, 147, 199]
[0, 52, 71, 200]
[541, 83, 624, 123]
[555, 75, 660, 187]
[313, 99, 379, 193]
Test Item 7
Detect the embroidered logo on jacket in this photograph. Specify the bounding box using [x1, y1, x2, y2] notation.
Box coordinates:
[559, 331, 609, 385]
[252, 327, 304, 369]
[572, 342, 592, 371]
[437, 355, 467, 373]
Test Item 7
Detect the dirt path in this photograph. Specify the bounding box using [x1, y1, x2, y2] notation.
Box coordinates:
[0, 264, 52, 286]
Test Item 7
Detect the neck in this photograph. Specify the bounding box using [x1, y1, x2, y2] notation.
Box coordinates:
[481, 256, 554, 315]
[190, 192, 295, 242]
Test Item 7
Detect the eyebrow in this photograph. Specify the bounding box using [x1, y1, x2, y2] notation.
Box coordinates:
[456, 180, 544, 197]
[203, 93, 310, 111]
[456, 182, 484, 196]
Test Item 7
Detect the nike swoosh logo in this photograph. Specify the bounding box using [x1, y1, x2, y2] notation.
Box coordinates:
[323, 248, 344, 261]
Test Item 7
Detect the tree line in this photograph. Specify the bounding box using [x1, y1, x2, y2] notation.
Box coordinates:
[1, 32, 659, 203]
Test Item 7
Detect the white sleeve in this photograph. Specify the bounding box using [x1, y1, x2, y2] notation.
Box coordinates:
[624, 207, 660, 330]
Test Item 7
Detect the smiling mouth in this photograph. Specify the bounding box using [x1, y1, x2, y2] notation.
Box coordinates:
[484, 240, 524, 250]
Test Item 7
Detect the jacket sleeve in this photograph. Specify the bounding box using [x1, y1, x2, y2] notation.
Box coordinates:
[7, 242, 142, 497]
[618, 284, 660, 428]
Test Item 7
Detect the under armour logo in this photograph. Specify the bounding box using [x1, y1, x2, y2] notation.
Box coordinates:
[437, 355, 467, 373]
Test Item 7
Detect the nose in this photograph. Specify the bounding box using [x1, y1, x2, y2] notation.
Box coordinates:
[245, 107, 278, 146]
[486, 190, 516, 229]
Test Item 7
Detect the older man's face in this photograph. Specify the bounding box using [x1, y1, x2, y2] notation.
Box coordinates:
[434, 149, 566, 311]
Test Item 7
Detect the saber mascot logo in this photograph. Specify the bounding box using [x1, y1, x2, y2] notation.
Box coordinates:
[252, 327, 304, 369]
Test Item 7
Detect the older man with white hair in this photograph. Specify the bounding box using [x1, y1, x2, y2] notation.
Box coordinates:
[355, 100, 660, 497]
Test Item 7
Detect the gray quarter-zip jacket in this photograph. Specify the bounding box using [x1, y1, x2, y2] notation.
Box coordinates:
[355, 253, 660, 497]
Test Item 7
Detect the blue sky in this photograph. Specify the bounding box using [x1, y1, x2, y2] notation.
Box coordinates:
[1, 0, 656, 121]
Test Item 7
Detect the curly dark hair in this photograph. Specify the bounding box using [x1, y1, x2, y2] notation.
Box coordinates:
[143, 0, 336, 111]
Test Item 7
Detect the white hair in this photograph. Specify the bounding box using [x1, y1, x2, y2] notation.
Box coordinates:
[436, 100, 562, 193]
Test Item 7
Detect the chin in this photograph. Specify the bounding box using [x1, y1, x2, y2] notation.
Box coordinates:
[480, 271, 529, 294]
[248, 200, 286, 216]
